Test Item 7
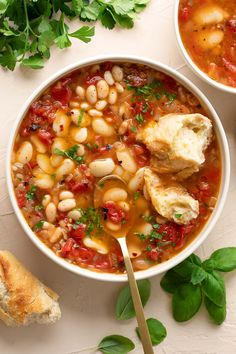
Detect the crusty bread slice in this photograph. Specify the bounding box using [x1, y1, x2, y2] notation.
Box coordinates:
[0, 250, 61, 327]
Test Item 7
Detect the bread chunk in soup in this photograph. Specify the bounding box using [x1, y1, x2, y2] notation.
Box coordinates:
[12, 62, 221, 274]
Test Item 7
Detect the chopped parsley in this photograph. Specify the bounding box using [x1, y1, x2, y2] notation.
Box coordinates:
[128, 79, 177, 103]
[135, 113, 145, 125]
[73, 207, 103, 237]
[130, 125, 137, 133]
[134, 191, 141, 201]
[175, 214, 182, 219]
[86, 143, 99, 151]
[35, 205, 43, 212]
[142, 215, 155, 223]
[33, 220, 45, 231]
[146, 245, 152, 252]
[26, 185, 37, 201]
[54, 145, 84, 164]
[78, 109, 84, 126]
[135, 230, 163, 242]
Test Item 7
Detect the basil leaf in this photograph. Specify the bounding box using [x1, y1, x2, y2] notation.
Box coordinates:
[190, 266, 207, 285]
[172, 283, 202, 322]
[98, 335, 135, 354]
[115, 279, 151, 320]
[207, 247, 236, 272]
[136, 318, 167, 346]
[160, 269, 186, 294]
[204, 296, 226, 325]
[202, 271, 225, 307]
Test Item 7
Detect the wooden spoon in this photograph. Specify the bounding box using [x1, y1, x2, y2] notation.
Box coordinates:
[94, 175, 154, 354]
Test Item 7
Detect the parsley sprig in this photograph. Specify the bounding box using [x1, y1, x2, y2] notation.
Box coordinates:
[0, 0, 150, 70]
[73, 207, 103, 237]
[54, 145, 84, 164]
[128, 79, 177, 102]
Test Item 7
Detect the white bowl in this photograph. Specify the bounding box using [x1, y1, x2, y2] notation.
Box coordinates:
[174, 1, 236, 94]
[6, 55, 230, 282]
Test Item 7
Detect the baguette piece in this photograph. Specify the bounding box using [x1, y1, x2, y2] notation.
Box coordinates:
[0, 250, 61, 327]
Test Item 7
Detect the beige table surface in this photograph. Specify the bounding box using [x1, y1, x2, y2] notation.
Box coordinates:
[0, 1, 236, 353]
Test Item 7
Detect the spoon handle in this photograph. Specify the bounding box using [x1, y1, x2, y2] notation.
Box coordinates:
[118, 237, 154, 354]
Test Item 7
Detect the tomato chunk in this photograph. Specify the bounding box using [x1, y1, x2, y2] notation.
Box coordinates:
[102, 201, 126, 224]
[70, 224, 86, 243]
[37, 129, 53, 145]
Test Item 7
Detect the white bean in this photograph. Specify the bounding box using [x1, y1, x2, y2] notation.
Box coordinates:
[55, 159, 75, 181]
[104, 71, 115, 86]
[128, 245, 142, 259]
[53, 110, 71, 137]
[128, 168, 145, 192]
[67, 209, 82, 221]
[115, 82, 124, 93]
[116, 148, 137, 173]
[103, 188, 128, 203]
[30, 135, 47, 153]
[108, 87, 117, 105]
[42, 221, 54, 230]
[59, 191, 74, 200]
[50, 227, 63, 243]
[75, 85, 85, 99]
[193, 5, 226, 25]
[45, 202, 57, 223]
[132, 259, 149, 270]
[77, 144, 85, 156]
[92, 118, 115, 137]
[58, 198, 76, 212]
[70, 127, 88, 143]
[95, 100, 107, 111]
[122, 170, 133, 183]
[69, 101, 80, 108]
[50, 154, 64, 167]
[36, 154, 54, 174]
[89, 158, 115, 177]
[16, 141, 33, 164]
[34, 173, 54, 189]
[113, 165, 124, 177]
[91, 64, 100, 74]
[80, 102, 91, 111]
[118, 121, 128, 135]
[138, 222, 153, 235]
[97, 80, 109, 99]
[83, 237, 108, 254]
[112, 65, 123, 82]
[51, 138, 68, 153]
[117, 201, 130, 212]
[42, 194, 51, 208]
[194, 29, 224, 50]
[86, 85, 97, 104]
[70, 109, 91, 127]
[88, 109, 103, 117]
[106, 221, 121, 231]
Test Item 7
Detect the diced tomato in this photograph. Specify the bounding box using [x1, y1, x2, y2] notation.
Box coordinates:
[51, 83, 71, 105]
[70, 224, 86, 243]
[37, 129, 53, 145]
[103, 201, 126, 224]
[146, 248, 159, 261]
[67, 180, 91, 194]
[16, 190, 26, 208]
[179, 6, 191, 22]
[180, 222, 195, 236]
[85, 75, 103, 85]
[159, 223, 180, 243]
[163, 76, 177, 91]
[101, 61, 114, 72]
[70, 247, 95, 262]
[126, 67, 148, 87]
[94, 254, 112, 270]
[61, 238, 75, 258]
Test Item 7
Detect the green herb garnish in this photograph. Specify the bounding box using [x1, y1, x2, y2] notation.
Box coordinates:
[33, 220, 45, 231]
[98, 335, 135, 354]
[78, 109, 84, 126]
[130, 125, 137, 133]
[175, 213, 182, 219]
[35, 205, 43, 212]
[135, 113, 145, 125]
[134, 191, 140, 201]
[54, 145, 84, 164]
[136, 318, 167, 346]
[85, 143, 99, 151]
[26, 185, 37, 201]
[73, 207, 103, 237]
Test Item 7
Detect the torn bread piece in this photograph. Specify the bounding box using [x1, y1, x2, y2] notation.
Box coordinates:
[144, 168, 199, 225]
[137, 113, 212, 179]
[0, 250, 61, 327]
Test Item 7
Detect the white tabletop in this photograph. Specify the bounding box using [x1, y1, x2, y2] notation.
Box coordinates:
[0, 1, 236, 353]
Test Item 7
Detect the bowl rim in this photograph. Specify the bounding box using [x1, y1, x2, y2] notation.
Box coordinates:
[173, 0, 236, 95]
[6, 54, 230, 282]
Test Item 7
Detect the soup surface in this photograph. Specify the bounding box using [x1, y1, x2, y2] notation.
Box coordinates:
[178, 0, 236, 88]
[12, 62, 221, 274]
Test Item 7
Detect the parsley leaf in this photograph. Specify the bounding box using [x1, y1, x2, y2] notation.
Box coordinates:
[26, 185, 37, 201]
[54, 145, 84, 164]
[69, 26, 95, 43]
[33, 220, 45, 231]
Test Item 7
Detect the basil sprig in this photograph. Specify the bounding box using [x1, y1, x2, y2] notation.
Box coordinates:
[136, 318, 167, 346]
[161, 247, 236, 325]
[98, 335, 135, 354]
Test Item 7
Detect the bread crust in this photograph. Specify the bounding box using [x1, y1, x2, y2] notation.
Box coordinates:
[0, 250, 61, 326]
